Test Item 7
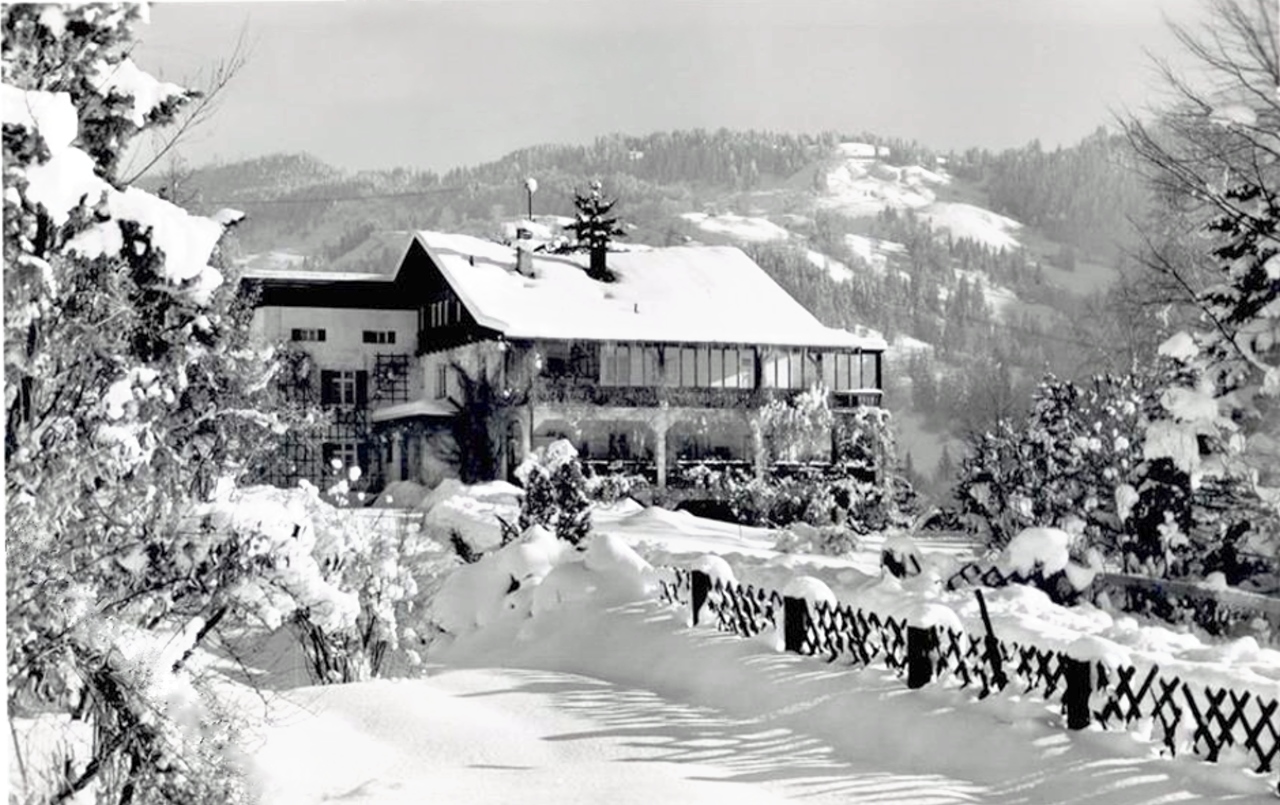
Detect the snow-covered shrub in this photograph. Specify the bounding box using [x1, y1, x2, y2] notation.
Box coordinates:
[585, 469, 649, 505]
[956, 373, 1149, 553]
[881, 531, 926, 578]
[4, 6, 312, 800]
[774, 522, 861, 557]
[267, 483, 444, 683]
[760, 384, 833, 462]
[516, 439, 593, 546]
[999, 527, 1099, 605]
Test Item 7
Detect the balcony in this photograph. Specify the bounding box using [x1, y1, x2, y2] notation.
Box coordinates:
[530, 377, 881, 410]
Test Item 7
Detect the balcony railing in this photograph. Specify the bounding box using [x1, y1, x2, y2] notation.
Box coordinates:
[531, 376, 881, 410]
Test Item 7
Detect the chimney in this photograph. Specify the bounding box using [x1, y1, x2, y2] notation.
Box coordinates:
[589, 243, 608, 280]
[515, 225, 534, 277]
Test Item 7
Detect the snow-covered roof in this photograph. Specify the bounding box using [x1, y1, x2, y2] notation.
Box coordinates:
[371, 399, 454, 422]
[409, 231, 885, 350]
[240, 267, 392, 283]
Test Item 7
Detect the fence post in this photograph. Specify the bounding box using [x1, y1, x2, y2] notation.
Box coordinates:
[783, 596, 809, 653]
[1062, 656, 1092, 730]
[906, 625, 936, 689]
[690, 570, 711, 627]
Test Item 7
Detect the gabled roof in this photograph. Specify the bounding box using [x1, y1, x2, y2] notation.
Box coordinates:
[405, 231, 886, 351]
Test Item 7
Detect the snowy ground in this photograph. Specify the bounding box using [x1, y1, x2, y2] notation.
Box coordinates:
[232, 486, 1280, 803]
[249, 595, 1274, 804]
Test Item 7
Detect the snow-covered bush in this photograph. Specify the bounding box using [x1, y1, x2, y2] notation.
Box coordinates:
[585, 469, 649, 505]
[3, 6, 315, 801]
[774, 521, 861, 557]
[956, 373, 1149, 553]
[516, 439, 593, 546]
[236, 482, 445, 683]
[760, 384, 833, 462]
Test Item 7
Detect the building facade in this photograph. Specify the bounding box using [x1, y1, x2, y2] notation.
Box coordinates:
[244, 229, 887, 491]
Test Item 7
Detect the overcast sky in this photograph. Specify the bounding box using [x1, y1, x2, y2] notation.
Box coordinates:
[132, 0, 1204, 174]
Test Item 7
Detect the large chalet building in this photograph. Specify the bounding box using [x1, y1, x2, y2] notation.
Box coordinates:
[242, 229, 887, 491]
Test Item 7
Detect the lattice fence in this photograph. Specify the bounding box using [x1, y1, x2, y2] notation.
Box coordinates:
[657, 566, 1280, 774]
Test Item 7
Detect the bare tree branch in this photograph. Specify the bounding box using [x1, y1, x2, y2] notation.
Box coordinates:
[122, 23, 252, 186]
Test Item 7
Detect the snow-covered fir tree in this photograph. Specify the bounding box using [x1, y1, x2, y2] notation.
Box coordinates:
[564, 180, 626, 281]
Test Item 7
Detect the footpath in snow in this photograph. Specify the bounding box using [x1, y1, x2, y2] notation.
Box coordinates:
[251, 597, 1271, 804]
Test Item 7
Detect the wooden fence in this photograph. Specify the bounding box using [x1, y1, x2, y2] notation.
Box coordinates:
[658, 567, 1280, 774]
[944, 559, 1280, 638]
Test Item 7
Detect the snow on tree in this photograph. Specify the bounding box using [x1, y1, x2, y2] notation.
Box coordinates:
[3, 6, 336, 802]
[563, 180, 626, 281]
[515, 439, 593, 546]
[1122, 0, 1280, 574]
[956, 374, 1149, 552]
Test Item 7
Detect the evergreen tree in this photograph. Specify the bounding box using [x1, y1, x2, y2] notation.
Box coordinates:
[564, 180, 626, 281]
[516, 440, 593, 546]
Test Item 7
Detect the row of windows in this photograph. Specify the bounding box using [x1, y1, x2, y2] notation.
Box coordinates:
[427, 299, 464, 329]
[597, 344, 880, 391]
[290, 328, 399, 345]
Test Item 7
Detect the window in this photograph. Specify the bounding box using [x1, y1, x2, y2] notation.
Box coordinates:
[291, 328, 326, 342]
[600, 343, 632, 386]
[833, 352, 854, 391]
[334, 370, 357, 405]
[435, 363, 448, 399]
[362, 330, 396, 345]
[739, 349, 756, 388]
[319, 369, 367, 407]
[542, 342, 571, 376]
[680, 348, 696, 387]
[643, 347, 662, 386]
[860, 352, 880, 389]
[324, 441, 359, 469]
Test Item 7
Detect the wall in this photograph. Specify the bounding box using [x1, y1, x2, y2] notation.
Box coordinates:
[252, 306, 422, 399]
[419, 341, 507, 404]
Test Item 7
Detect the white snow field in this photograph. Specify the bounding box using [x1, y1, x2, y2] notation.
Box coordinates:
[242, 487, 1280, 803]
[818, 143, 1025, 253]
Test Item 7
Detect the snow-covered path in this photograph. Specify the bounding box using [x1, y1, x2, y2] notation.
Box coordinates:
[250, 598, 1269, 803]
[253, 666, 982, 805]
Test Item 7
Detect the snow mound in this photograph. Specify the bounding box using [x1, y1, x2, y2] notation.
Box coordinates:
[882, 530, 925, 578]
[1066, 635, 1131, 668]
[431, 528, 657, 635]
[421, 480, 523, 551]
[1004, 527, 1072, 575]
[781, 575, 836, 605]
[372, 480, 429, 509]
[905, 602, 963, 632]
[620, 506, 698, 534]
[690, 554, 737, 585]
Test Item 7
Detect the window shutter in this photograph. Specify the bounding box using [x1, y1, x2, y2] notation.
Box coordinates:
[320, 370, 337, 405]
[355, 370, 369, 407]
[356, 442, 370, 475]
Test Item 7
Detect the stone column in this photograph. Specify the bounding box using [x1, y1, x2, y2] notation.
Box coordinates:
[653, 408, 670, 489]
[390, 431, 404, 482]
[750, 414, 767, 480]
